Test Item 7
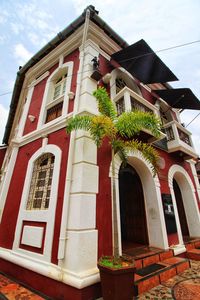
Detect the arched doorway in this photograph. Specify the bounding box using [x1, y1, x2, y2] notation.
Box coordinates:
[119, 164, 148, 251]
[173, 179, 189, 242]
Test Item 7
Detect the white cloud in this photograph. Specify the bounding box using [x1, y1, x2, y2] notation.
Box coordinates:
[10, 23, 25, 35]
[0, 104, 9, 144]
[14, 43, 33, 66]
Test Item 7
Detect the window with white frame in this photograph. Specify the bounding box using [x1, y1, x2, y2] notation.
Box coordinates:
[26, 153, 55, 210]
[45, 71, 67, 124]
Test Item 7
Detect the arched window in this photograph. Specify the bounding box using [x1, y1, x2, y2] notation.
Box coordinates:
[26, 153, 55, 210]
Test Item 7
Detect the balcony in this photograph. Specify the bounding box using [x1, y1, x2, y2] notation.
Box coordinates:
[113, 87, 165, 143]
[163, 120, 198, 159]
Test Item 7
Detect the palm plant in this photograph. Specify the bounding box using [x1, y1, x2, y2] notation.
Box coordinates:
[66, 87, 161, 262]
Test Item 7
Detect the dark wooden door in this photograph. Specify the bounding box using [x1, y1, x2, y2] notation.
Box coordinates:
[173, 179, 189, 237]
[119, 164, 148, 246]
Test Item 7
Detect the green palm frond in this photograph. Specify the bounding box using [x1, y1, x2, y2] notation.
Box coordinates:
[116, 110, 161, 139]
[93, 87, 117, 120]
[124, 140, 160, 175]
[90, 115, 117, 147]
[111, 140, 128, 166]
[66, 115, 93, 133]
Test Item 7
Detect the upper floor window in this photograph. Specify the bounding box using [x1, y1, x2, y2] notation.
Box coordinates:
[37, 61, 73, 128]
[45, 71, 67, 124]
[52, 73, 67, 102]
[26, 153, 55, 210]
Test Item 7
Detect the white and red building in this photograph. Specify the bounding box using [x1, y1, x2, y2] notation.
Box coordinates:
[0, 5, 200, 299]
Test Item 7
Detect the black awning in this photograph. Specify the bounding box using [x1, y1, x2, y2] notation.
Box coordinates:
[155, 88, 200, 110]
[111, 39, 178, 84]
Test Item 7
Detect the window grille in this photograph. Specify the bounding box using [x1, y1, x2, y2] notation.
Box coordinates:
[131, 97, 152, 113]
[116, 97, 125, 115]
[45, 101, 63, 123]
[26, 153, 55, 210]
[116, 78, 127, 94]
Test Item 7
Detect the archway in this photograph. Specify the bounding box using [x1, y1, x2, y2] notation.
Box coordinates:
[110, 151, 169, 255]
[168, 165, 200, 246]
[173, 179, 189, 242]
[119, 164, 148, 251]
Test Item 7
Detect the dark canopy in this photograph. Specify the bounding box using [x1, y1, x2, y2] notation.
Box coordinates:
[155, 88, 200, 110]
[111, 39, 178, 84]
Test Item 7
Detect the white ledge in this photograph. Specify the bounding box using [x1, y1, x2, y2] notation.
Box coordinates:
[0, 248, 100, 289]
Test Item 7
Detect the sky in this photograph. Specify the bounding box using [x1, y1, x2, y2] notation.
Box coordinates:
[0, 0, 200, 154]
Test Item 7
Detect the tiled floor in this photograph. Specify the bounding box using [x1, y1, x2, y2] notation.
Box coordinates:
[1, 261, 200, 299]
[136, 260, 200, 299]
[0, 273, 45, 300]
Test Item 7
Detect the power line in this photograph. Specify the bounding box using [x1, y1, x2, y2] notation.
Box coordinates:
[186, 112, 200, 127]
[0, 38, 200, 98]
[117, 39, 200, 63]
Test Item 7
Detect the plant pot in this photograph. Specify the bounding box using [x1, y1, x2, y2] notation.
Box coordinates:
[98, 262, 135, 300]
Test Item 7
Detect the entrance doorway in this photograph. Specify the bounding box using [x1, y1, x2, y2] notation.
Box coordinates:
[119, 164, 148, 252]
[173, 179, 190, 242]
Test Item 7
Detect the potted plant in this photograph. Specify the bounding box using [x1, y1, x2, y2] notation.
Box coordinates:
[66, 87, 161, 300]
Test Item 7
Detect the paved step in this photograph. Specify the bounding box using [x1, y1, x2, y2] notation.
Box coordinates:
[133, 257, 190, 295]
[186, 239, 200, 260]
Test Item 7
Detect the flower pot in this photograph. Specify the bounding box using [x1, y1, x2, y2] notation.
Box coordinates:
[98, 262, 135, 300]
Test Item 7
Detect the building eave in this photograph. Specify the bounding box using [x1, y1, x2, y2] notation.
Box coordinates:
[3, 5, 128, 145]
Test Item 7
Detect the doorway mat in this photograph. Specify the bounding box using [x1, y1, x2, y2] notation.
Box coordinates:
[136, 263, 166, 277]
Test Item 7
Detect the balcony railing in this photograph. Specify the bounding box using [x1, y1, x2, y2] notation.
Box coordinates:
[113, 87, 165, 142]
[114, 86, 157, 116]
[163, 120, 198, 159]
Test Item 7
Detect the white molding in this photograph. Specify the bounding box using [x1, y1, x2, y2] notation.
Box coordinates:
[109, 150, 168, 252]
[30, 71, 50, 87]
[0, 248, 100, 289]
[17, 85, 34, 138]
[37, 61, 74, 129]
[13, 114, 72, 148]
[168, 164, 200, 242]
[188, 160, 200, 201]
[13, 144, 62, 262]
[0, 146, 19, 222]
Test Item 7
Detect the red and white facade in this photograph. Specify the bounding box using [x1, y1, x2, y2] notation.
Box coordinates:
[0, 6, 200, 300]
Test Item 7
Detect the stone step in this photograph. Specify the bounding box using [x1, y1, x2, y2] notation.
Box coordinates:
[134, 249, 174, 270]
[187, 248, 200, 260]
[133, 257, 190, 295]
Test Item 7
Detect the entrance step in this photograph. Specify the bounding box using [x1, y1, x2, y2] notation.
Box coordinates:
[133, 257, 190, 295]
[186, 239, 200, 260]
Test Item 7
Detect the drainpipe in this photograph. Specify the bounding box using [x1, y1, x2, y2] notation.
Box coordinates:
[58, 8, 90, 261]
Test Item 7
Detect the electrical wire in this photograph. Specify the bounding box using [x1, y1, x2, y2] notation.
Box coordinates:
[0, 38, 200, 98]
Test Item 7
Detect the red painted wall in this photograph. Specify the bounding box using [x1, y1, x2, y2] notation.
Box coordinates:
[0, 139, 42, 249]
[23, 49, 80, 136]
[23, 63, 58, 135]
[64, 49, 79, 113]
[0, 128, 70, 265]
[96, 139, 113, 258]
[0, 259, 101, 300]
[48, 129, 70, 264]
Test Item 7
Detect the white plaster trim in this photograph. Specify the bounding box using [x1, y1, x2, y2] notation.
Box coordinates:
[13, 144, 61, 262]
[0, 248, 100, 289]
[31, 71, 50, 87]
[37, 61, 74, 129]
[110, 68, 142, 100]
[14, 115, 71, 147]
[188, 160, 200, 201]
[168, 164, 200, 243]
[0, 147, 19, 222]
[17, 86, 34, 138]
[170, 244, 186, 255]
[109, 150, 168, 252]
